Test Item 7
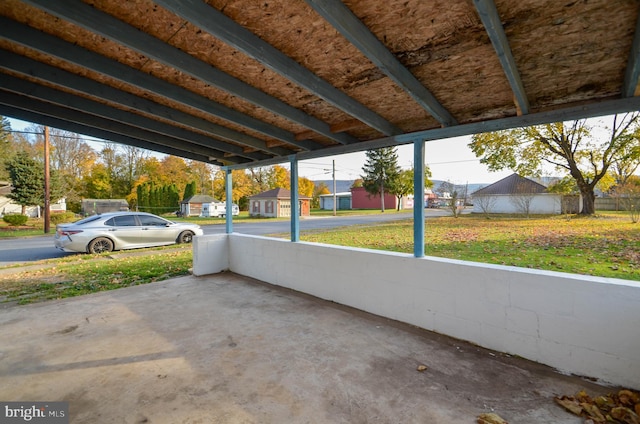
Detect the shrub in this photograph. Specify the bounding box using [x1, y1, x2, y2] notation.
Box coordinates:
[2, 214, 28, 226]
[50, 212, 77, 225]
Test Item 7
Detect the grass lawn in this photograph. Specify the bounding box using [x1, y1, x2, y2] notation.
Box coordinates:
[298, 212, 640, 281]
[0, 247, 193, 305]
[1, 210, 638, 305]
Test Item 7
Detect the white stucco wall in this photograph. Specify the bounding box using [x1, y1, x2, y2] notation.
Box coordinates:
[193, 233, 640, 389]
[472, 193, 563, 214]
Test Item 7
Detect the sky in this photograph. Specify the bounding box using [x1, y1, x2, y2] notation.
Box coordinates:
[8, 118, 513, 184]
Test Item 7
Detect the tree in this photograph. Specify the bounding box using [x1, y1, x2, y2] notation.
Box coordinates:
[361, 147, 400, 212]
[5, 151, 62, 215]
[469, 114, 640, 215]
[0, 117, 14, 181]
[446, 190, 462, 218]
[547, 177, 579, 215]
[387, 167, 433, 211]
[312, 182, 330, 209]
[613, 176, 640, 223]
[31, 126, 98, 206]
[509, 182, 536, 218]
[610, 128, 640, 186]
[268, 165, 290, 190]
[188, 160, 215, 196]
[83, 163, 112, 199]
[6, 151, 42, 214]
[474, 194, 497, 217]
[297, 177, 314, 198]
[183, 181, 197, 201]
[157, 156, 190, 189]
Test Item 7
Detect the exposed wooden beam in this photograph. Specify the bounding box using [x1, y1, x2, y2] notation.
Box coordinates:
[330, 119, 365, 134]
[0, 104, 221, 165]
[0, 17, 307, 154]
[623, 10, 640, 97]
[225, 96, 640, 170]
[20, 0, 359, 146]
[306, 0, 457, 127]
[156, 0, 401, 137]
[0, 50, 274, 161]
[0, 81, 249, 164]
[473, 0, 530, 114]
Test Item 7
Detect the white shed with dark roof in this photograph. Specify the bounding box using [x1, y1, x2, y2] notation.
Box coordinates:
[471, 173, 580, 215]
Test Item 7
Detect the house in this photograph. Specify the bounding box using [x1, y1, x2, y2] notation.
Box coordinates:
[181, 195, 215, 217]
[249, 188, 311, 218]
[350, 186, 399, 210]
[471, 173, 580, 214]
[1, 181, 67, 217]
[319, 192, 352, 210]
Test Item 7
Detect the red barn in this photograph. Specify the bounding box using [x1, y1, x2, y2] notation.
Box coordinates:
[350, 186, 398, 210]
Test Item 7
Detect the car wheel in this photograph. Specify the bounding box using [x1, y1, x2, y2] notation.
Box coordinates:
[88, 237, 114, 254]
[177, 230, 194, 244]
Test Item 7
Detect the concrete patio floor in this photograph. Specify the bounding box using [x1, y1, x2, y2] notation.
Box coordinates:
[0, 272, 617, 423]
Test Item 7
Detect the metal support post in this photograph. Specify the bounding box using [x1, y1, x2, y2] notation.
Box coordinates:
[413, 139, 425, 257]
[224, 168, 233, 234]
[290, 155, 300, 242]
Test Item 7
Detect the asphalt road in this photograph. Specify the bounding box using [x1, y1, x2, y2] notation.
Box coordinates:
[0, 209, 453, 266]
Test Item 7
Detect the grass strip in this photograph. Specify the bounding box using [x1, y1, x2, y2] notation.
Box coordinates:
[0, 250, 193, 305]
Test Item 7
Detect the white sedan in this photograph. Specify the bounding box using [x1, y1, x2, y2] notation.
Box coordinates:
[54, 211, 203, 254]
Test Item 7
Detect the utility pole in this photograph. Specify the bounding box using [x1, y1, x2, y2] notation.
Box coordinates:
[380, 169, 385, 213]
[43, 126, 51, 234]
[332, 160, 336, 216]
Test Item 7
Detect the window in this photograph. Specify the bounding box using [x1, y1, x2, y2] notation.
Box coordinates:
[266, 201, 273, 214]
[138, 215, 168, 226]
[252, 201, 260, 214]
[105, 215, 137, 226]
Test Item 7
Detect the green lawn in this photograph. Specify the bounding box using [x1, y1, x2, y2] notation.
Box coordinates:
[0, 247, 192, 304]
[2, 210, 638, 306]
[298, 212, 640, 281]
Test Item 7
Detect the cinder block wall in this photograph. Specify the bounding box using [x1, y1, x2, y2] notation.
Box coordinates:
[194, 233, 640, 389]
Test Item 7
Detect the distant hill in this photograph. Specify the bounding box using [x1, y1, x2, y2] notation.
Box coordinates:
[312, 179, 494, 195]
[312, 180, 354, 194]
[431, 180, 489, 195]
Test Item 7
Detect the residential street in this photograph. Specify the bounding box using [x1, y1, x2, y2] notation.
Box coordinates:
[0, 209, 457, 266]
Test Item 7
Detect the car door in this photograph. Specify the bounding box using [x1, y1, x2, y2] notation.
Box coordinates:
[104, 214, 143, 248]
[136, 214, 174, 246]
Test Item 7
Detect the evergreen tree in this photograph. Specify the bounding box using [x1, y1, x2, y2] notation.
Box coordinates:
[137, 183, 149, 212]
[361, 147, 400, 212]
[183, 181, 196, 201]
[0, 116, 14, 181]
[6, 151, 44, 214]
[168, 184, 180, 213]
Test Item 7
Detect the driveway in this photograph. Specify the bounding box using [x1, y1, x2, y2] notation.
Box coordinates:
[0, 272, 611, 423]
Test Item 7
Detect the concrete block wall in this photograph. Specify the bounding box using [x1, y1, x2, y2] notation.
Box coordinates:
[192, 234, 229, 276]
[193, 233, 640, 388]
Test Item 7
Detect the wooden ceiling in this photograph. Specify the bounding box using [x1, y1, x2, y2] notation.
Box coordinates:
[1, 0, 639, 167]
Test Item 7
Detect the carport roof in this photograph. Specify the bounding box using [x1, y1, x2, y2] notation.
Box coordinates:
[1, 0, 639, 167]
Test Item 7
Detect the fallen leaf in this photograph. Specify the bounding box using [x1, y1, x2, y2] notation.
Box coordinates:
[477, 412, 508, 424]
[581, 402, 605, 421]
[555, 396, 584, 416]
[610, 406, 640, 424]
[417, 365, 428, 372]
